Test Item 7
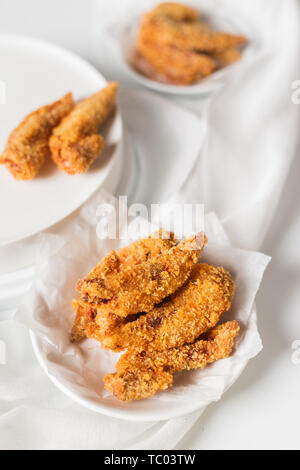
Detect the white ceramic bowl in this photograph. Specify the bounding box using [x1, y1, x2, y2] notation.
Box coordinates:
[112, 13, 249, 96]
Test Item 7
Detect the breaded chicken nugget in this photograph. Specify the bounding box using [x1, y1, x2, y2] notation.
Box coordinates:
[104, 321, 240, 401]
[50, 82, 118, 175]
[77, 233, 207, 318]
[0, 93, 73, 180]
[92, 263, 235, 351]
[70, 231, 177, 343]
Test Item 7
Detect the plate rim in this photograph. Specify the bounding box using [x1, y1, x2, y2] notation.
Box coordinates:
[30, 316, 251, 422]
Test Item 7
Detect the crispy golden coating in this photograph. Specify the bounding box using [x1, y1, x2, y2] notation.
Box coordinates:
[93, 263, 235, 351]
[77, 233, 207, 318]
[137, 38, 216, 85]
[139, 13, 247, 54]
[152, 2, 199, 21]
[70, 299, 97, 343]
[212, 46, 242, 67]
[50, 82, 118, 175]
[104, 321, 240, 401]
[105, 365, 173, 401]
[135, 4, 247, 85]
[70, 298, 136, 344]
[116, 230, 177, 266]
[70, 229, 240, 402]
[0, 93, 74, 180]
[70, 231, 177, 342]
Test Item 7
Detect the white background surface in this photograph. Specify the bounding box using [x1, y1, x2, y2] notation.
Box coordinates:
[0, 0, 300, 450]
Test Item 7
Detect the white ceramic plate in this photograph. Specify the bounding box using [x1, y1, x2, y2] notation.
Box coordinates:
[28, 230, 263, 422]
[0, 34, 123, 246]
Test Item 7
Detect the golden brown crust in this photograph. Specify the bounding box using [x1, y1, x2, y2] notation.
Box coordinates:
[0, 93, 74, 180]
[104, 321, 240, 401]
[137, 38, 216, 85]
[116, 230, 177, 266]
[76, 233, 207, 318]
[50, 82, 118, 175]
[104, 366, 173, 402]
[152, 2, 199, 21]
[70, 230, 240, 403]
[135, 3, 247, 85]
[96, 263, 235, 351]
[70, 299, 97, 343]
[140, 13, 247, 54]
[70, 298, 136, 344]
[211, 46, 242, 67]
[70, 231, 177, 342]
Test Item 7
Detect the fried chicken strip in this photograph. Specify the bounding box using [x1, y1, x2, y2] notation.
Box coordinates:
[91, 263, 235, 351]
[137, 37, 216, 85]
[50, 82, 118, 175]
[0, 93, 74, 180]
[77, 233, 207, 318]
[70, 231, 177, 342]
[139, 13, 247, 54]
[104, 320, 240, 401]
[152, 2, 199, 21]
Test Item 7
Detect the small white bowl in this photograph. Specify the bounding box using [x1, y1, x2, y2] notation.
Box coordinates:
[110, 14, 249, 96]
